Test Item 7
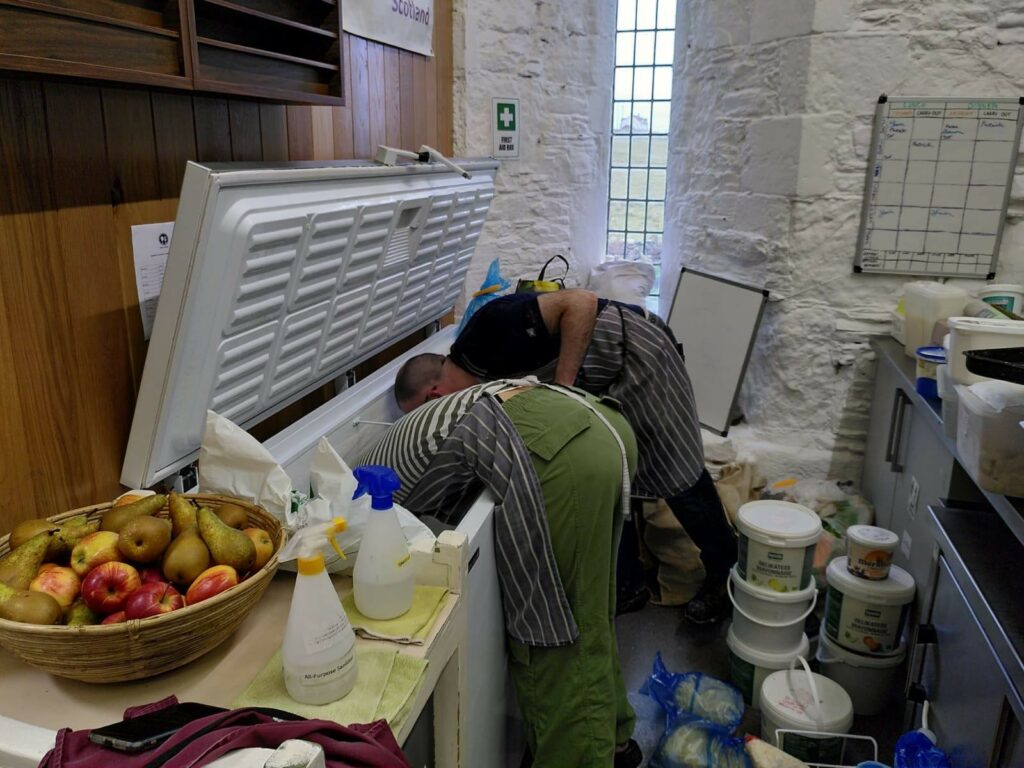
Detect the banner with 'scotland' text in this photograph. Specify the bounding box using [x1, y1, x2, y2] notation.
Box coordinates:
[343, 0, 434, 57]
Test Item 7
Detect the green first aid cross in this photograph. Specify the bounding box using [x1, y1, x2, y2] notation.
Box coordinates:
[496, 102, 517, 131]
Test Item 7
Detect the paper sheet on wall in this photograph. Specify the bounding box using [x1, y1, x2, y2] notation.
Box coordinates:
[343, 0, 433, 57]
[131, 221, 173, 339]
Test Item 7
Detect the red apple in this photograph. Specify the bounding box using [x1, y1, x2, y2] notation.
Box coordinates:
[101, 611, 126, 624]
[70, 531, 121, 577]
[124, 581, 184, 620]
[138, 566, 165, 584]
[29, 564, 81, 610]
[185, 565, 238, 605]
[81, 561, 141, 614]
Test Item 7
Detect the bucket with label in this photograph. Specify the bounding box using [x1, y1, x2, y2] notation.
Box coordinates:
[728, 566, 817, 653]
[736, 501, 821, 593]
[845, 525, 899, 581]
[816, 632, 906, 716]
[760, 657, 854, 764]
[825, 557, 915, 656]
[726, 623, 809, 709]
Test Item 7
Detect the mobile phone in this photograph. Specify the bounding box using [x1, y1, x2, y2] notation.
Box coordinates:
[88, 702, 227, 753]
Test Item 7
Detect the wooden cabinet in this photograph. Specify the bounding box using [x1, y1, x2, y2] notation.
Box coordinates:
[0, 0, 344, 104]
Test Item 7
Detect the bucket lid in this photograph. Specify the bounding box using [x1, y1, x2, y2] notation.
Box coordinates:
[905, 281, 966, 299]
[827, 557, 915, 604]
[761, 666, 854, 732]
[730, 565, 818, 603]
[978, 284, 1024, 294]
[948, 317, 1024, 336]
[736, 501, 822, 547]
[727, 623, 810, 668]
[915, 346, 946, 364]
[846, 525, 898, 551]
[817, 631, 906, 667]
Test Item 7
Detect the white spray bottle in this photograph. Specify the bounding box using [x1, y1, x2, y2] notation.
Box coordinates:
[278, 517, 358, 705]
[352, 465, 414, 620]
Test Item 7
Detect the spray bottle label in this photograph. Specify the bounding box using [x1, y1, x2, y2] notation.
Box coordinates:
[305, 617, 350, 655]
[287, 652, 356, 689]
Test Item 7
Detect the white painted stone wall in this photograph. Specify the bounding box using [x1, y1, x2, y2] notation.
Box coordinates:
[663, 0, 1024, 483]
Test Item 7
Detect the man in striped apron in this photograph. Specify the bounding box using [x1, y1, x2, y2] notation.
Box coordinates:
[395, 289, 738, 625]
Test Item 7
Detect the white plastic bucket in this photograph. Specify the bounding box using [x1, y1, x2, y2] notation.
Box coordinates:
[977, 283, 1024, 315]
[825, 557, 915, 655]
[728, 567, 817, 653]
[816, 632, 906, 716]
[947, 317, 1024, 385]
[736, 501, 821, 592]
[726, 623, 810, 709]
[760, 657, 854, 765]
[845, 525, 898, 581]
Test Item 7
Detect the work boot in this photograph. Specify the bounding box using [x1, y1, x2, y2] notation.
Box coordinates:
[682, 579, 730, 625]
[615, 585, 650, 616]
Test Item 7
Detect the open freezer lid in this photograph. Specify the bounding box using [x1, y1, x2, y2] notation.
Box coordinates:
[122, 159, 499, 489]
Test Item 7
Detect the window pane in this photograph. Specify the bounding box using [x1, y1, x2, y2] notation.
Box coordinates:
[609, 201, 627, 230]
[629, 169, 649, 198]
[653, 66, 672, 99]
[630, 135, 651, 165]
[611, 135, 630, 165]
[657, 0, 676, 28]
[636, 0, 656, 29]
[647, 202, 665, 231]
[627, 201, 647, 230]
[635, 31, 655, 65]
[625, 232, 647, 259]
[606, 233, 626, 257]
[616, 32, 635, 66]
[628, 104, 652, 135]
[654, 31, 674, 65]
[633, 67, 654, 101]
[614, 68, 633, 101]
[651, 102, 671, 134]
[644, 233, 663, 260]
[649, 136, 668, 167]
[613, 103, 636, 134]
[649, 168, 667, 199]
[617, 0, 636, 31]
[610, 168, 629, 198]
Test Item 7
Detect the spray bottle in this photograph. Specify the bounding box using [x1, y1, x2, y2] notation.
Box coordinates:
[278, 518, 358, 705]
[352, 465, 414, 620]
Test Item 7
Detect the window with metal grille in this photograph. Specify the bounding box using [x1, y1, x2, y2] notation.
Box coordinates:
[606, 0, 675, 304]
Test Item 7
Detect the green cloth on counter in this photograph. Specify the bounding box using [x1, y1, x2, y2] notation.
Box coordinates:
[342, 585, 448, 644]
[231, 645, 428, 731]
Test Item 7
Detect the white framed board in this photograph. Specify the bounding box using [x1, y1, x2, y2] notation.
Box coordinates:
[665, 268, 768, 436]
[854, 95, 1024, 279]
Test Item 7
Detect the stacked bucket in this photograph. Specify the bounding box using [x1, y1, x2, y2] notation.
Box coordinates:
[818, 524, 916, 716]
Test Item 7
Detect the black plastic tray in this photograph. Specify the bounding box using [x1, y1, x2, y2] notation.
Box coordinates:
[964, 347, 1024, 384]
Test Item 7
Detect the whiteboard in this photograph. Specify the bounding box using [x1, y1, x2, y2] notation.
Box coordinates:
[854, 95, 1024, 279]
[665, 268, 768, 436]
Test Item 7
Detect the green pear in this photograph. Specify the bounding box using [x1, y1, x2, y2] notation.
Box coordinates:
[45, 516, 100, 561]
[197, 507, 255, 573]
[65, 598, 101, 626]
[0, 531, 54, 589]
[162, 529, 211, 586]
[0, 580, 62, 625]
[168, 492, 198, 538]
[100, 494, 167, 533]
[8, 519, 59, 550]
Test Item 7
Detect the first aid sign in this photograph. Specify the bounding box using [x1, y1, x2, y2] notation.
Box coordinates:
[492, 98, 519, 159]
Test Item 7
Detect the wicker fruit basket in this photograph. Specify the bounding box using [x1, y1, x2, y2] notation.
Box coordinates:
[0, 494, 285, 683]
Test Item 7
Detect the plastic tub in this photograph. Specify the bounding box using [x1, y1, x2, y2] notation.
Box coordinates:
[760, 658, 854, 764]
[903, 282, 966, 358]
[915, 346, 946, 399]
[816, 632, 905, 716]
[824, 558, 915, 655]
[728, 567, 817, 653]
[736, 501, 822, 593]
[955, 382, 1024, 496]
[726, 623, 810, 709]
[948, 317, 1024, 385]
[978, 284, 1024, 315]
[845, 525, 898, 581]
[940, 365, 958, 439]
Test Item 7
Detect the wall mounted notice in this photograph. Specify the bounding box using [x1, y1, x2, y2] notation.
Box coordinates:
[131, 221, 173, 340]
[343, 0, 433, 57]
[854, 96, 1024, 279]
[492, 98, 520, 159]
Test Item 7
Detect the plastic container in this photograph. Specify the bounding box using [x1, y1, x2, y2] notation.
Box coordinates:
[903, 282, 966, 358]
[947, 317, 1024, 385]
[915, 346, 946, 399]
[726, 623, 810, 709]
[728, 566, 817, 653]
[977, 284, 1024, 315]
[760, 658, 854, 764]
[352, 465, 414, 620]
[891, 308, 906, 346]
[940, 365, 958, 439]
[955, 382, 1024, 496]
[736, 501, 822, 593]
[845, 525, 899, 581]
[278, 518, 358, 705]
[965, 347, 1024, 385]
[825, 558, 915, 656]
[816, 632, 905, 716]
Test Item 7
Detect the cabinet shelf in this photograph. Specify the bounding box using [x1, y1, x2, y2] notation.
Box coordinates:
[197, 37, 337, 71]
[201, 0, 337, 39]
[0, 0, 180, 38]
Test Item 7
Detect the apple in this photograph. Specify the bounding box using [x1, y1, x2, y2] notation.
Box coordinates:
[185, 565, 238, 605]
[100, 611, 126, 624]
[243, 527, 274, 571]
[124, 581, 184, 620]
[70, 531, 121, 577]
[138, 566, 165, 584]
[81, 561, 141, 614]
[29, 564, 80, 609]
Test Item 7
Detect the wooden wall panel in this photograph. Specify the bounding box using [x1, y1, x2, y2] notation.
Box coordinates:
[0, 13, 455, 533]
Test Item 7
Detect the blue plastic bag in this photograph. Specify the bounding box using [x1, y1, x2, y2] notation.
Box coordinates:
[456, 258, 511, 335]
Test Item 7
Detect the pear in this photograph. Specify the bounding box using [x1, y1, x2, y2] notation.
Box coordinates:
[162, 529, 211, 586]
[65, 598, 101, 626]
[45, 516, 100, 561]
[118, 516, 172, 563]
[215, 503, 249, 530]
[0, 532, 54, 589]
[168, 492, 198, 538]
[8, 519, 59, 550]
[100, 494, 167, 533]
[197, 507, 255, 573]
[0, 581, 62, 625]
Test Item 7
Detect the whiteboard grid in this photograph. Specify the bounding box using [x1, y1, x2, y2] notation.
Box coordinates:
[854, 96, 1024, 279]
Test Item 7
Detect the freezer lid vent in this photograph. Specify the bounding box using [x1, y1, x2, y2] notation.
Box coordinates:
[122, 160, 499, 489]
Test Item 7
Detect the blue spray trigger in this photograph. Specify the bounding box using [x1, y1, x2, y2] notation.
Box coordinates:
[352, 465, 401, 510]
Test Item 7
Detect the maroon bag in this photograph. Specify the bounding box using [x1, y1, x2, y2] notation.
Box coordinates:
[38, 696, 412, 768]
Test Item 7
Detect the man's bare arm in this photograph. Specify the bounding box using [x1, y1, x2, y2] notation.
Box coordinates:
[537, 289, 599, 386]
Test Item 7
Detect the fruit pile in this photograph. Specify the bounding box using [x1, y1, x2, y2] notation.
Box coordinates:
[0, 491, 276, 627]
